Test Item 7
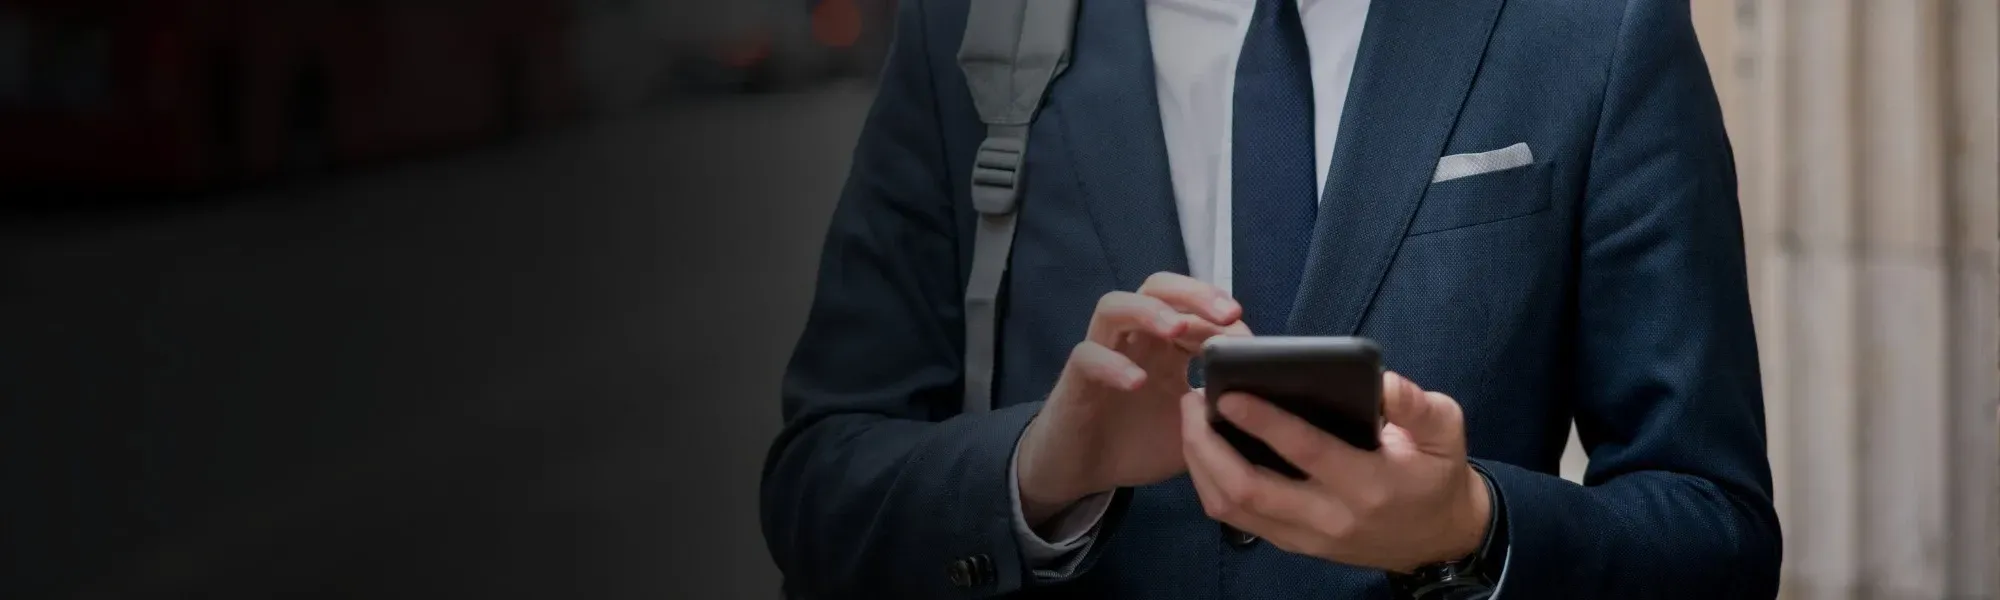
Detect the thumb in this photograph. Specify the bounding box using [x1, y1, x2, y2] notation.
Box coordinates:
[1380, 371, 1465, 455]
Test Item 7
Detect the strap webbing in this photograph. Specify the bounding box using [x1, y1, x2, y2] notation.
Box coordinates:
[955, 0, 1077, 413]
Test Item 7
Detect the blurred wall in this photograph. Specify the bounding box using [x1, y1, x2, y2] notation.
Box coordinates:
[1695, 1, 1997, 597]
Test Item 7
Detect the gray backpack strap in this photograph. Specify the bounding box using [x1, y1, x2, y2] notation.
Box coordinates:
[955, 0, 1077, 414]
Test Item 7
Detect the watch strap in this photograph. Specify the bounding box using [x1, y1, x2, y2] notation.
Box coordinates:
[1388, 463, 1506, 600]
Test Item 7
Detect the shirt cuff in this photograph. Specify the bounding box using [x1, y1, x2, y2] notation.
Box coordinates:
[1008, 436, 1112, 579]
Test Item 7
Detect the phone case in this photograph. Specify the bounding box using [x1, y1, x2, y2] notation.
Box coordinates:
[1201, 336, 1384, 479]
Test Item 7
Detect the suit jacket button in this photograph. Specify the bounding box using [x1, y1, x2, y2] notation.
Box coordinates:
[970, 553, 995, 585]
[947, 558, 973, 587]
[1222, 523, 1259, 547]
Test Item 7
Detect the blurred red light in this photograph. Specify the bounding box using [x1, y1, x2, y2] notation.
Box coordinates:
[812, 0, 862, 49]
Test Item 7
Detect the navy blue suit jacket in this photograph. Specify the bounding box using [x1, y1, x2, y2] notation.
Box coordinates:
[761, 0, 1782, 597]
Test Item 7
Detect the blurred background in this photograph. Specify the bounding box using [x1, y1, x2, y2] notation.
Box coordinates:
[0, 0, 1991, 599]
[1666, 2, 1996, 598]
[1, 1, 889, 598]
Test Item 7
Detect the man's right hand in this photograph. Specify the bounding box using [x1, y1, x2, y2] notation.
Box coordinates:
[1016, 273, 1249, 529]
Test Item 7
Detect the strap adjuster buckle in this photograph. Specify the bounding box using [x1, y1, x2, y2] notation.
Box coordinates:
[970, 131, 1028, 215]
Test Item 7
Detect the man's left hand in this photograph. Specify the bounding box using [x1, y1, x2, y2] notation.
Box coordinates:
[1180, 371, 1490, 573]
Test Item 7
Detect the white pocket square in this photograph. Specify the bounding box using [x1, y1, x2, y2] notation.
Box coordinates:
[1432, 142, 1534, 183]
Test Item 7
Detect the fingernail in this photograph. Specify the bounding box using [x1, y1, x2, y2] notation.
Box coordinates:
[1218, 394, 1244, 419]
[1156, 310, 1179, 332]
[1123, 367, 1147, 387]
[1212, 297, 1238, 317]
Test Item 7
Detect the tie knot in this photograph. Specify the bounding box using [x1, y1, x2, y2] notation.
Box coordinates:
[1245, 0, 1306, 43]
[1255, 0, 1300, 18]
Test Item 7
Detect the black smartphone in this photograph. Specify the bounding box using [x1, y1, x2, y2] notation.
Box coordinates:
[1201, 336, 1384, 479]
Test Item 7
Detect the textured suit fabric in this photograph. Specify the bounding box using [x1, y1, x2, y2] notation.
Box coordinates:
[759, 0, 1782, 598]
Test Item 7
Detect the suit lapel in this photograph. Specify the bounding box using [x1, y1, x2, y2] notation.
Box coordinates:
[1050, 0, 1189, 289]
[1285, 0, 1505, 336]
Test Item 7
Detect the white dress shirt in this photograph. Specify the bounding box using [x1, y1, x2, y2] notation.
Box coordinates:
[1011, 0, 1374, 576]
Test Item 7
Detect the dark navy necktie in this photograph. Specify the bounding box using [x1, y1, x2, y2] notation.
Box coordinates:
[1232, 0, 1318, 336]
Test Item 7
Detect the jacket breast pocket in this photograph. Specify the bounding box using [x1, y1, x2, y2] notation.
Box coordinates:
[1406, 160, 1554, 236]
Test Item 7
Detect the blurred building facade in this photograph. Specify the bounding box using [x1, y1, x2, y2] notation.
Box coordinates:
[1559, 1, 1998, 597]
[1705, 1, 1997, 596]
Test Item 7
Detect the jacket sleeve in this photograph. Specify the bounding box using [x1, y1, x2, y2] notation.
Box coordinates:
[758, 2, 1108, 597]
[1468, 0, 1783, 597]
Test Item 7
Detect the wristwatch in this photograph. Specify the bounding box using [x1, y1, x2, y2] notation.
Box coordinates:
[1386, 464, 1507, 600]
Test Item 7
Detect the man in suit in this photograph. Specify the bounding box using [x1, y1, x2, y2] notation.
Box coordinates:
[761, 0, 1782, 597]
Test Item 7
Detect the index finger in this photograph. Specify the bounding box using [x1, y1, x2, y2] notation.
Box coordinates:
[1137, 272, 1242, 325]
[1214, 391, 1379, 490]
